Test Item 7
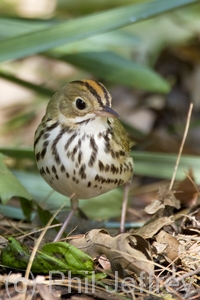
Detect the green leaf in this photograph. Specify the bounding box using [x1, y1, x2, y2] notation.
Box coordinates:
[80, 189, 124, 220]
[0, 0, 198, 62]
[38, 242, 94, 274]
[0, 154, 32, 204]
[0, 204, 36, 221]
[19, 198, 34, 221]
[52, 29, 140, 53]
[13, 170, 68, 209]
[36, 204, 60, 227]
[0, 148, 35, 161]
[13, 170, 125, 220]
[133, 151, 200, 182]
[1, 237, 30, 270]
[1, 237, 94, 275]
[52, 51, 169, 92]
[0, 18, 56, 40]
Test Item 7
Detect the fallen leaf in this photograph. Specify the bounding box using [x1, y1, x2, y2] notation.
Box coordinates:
[174, 169, 198, 207]
[144, 186, 180, 216]
[0, 154, 32, 204]
[156, 230, 180, 262]
[98, 254, 111, 270]
[68, 229, 153, 278]
[135, 216, 173, 239]
[144, 199, 165, 214]
[0, 237, 94, 275]
[158, 186, 180, 209]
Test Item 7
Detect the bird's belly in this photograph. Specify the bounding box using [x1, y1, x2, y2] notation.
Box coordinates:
[35, 127, 133, 200]
[37, 151, 133, 200]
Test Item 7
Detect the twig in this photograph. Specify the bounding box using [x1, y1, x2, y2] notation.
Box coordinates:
[176, 267, 200, 282]
[19, 223, 61, 239]
[169, 103, 193, 191]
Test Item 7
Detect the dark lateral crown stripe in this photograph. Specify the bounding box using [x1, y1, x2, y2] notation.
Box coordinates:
[97, 81, 110, 106]
[72, 80, 105, 107]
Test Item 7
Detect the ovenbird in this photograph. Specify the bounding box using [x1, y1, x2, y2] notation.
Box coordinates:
[34, 80, 133, 240]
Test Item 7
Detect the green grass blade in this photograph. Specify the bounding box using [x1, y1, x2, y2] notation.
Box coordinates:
[0, 0, 198, 62]
[51, 51, 169, 92]
[0, 18, 56, 40]
[133, 151, 200, 182]
[0, 148, 35, 161]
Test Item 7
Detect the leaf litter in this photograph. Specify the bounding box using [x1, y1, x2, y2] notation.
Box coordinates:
[1, 176, 200, 299]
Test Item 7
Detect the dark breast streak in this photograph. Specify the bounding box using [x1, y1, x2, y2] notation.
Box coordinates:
[51, 127, 68, 165]
[88, 136, 98, 167]
[34, 122, 59, 161]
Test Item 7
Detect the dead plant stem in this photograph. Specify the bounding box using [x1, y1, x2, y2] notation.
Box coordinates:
[169, 103, 193, 191]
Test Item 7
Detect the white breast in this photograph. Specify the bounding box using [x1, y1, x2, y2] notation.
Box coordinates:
[35, 118, 133, 200]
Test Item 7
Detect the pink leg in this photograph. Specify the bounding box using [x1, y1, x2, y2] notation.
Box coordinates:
[54, 198, 78, 242]
[120, 182, 130, 233]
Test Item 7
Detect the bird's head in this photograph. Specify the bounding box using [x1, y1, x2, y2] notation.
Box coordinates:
[46, 80, 119, 125]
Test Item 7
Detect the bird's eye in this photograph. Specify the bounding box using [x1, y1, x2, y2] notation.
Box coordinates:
[76, 98, 86, 110]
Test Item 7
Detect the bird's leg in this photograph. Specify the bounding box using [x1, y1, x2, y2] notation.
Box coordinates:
[54, 196, 78, 242]
[120, 182, 130, 233]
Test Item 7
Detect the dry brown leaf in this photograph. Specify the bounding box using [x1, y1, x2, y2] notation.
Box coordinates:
[174, 169, 198, 207]
[144, 199, 165, 214]
[135, 216, 174, 239]
[98, 254, 111, 270]
[68, 229, 153, 278]
[158, 186, 180, 209]
[152, 241, 167, 254]
[176, 234, 200, 272]
[144, 186, 180, 216]
[181, 204, 200, 235]
[156, 230, 180, 262]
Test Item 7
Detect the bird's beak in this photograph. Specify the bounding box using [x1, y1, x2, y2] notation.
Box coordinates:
[95, 106, 119, 118]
